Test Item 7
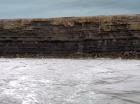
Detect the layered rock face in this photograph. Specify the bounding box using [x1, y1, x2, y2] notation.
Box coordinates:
[0, 15, 140, 58]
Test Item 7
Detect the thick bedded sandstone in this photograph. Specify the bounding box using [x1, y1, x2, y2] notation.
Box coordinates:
[0, 14, 140, 58]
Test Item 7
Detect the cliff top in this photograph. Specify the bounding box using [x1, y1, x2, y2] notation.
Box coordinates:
[0, 14, 140, 29]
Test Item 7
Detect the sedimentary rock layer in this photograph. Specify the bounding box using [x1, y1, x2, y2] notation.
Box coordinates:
[0, 14, 140, 58]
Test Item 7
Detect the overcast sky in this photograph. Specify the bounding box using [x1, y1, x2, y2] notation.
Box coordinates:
[0, 0, 140, 19]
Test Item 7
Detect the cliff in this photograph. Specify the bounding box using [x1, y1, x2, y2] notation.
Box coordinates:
[0, 14, 140, 58]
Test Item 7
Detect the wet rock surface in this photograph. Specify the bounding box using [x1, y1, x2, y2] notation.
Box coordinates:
[0, 58, 140, 104]
[0, 15, 140, 58]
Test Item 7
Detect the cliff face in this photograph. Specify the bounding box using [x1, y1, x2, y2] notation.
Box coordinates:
[0, 15, 140, 58]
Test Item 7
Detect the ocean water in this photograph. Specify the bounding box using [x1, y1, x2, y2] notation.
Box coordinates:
[0, 58, 140, 104]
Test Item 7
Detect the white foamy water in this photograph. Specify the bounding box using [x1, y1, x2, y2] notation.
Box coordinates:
[0, 58, 140, 104]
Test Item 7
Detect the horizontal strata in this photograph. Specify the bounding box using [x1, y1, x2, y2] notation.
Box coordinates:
[0, 14, 140, 58]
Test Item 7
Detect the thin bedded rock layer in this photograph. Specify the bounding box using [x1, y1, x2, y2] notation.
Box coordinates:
[0, 15, 140, 58]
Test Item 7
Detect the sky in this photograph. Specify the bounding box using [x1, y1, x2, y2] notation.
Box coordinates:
[0, 0, 140, 19]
